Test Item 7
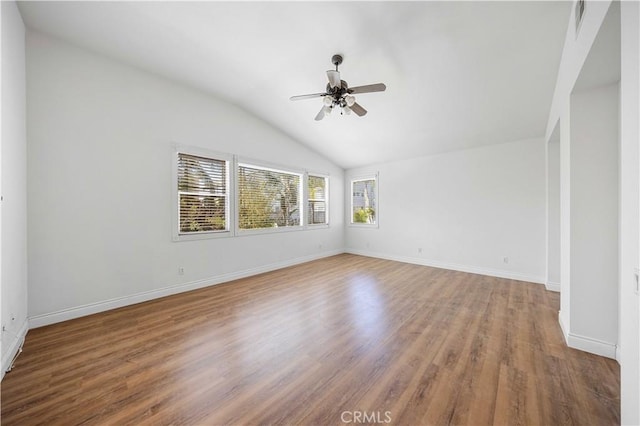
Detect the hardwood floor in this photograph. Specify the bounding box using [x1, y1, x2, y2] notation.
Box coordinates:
[1, 254, 619, 425]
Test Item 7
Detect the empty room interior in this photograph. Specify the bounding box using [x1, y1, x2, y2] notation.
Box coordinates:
[1, 0, 640, 424]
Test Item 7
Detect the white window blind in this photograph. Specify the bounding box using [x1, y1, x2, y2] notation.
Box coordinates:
[351, 177, 376, 224]
[177, 153, 228, 233]
[308, 175, 328, 225]
[238, 164, 302, 230]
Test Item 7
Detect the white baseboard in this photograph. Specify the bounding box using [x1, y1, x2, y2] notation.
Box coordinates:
[558, 310, 569, 343]
[559, 309, 616, 360]
[545, 281, 561, 292]
[345, 249, 545, 284]
[1, 319, 29, 381]
[558, 311, 617, 360]
[29, 249, 344, 328]
[565, 332, 618, 360]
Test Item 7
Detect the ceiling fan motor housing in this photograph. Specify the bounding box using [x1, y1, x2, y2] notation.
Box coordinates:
[326, 80, 350, 106]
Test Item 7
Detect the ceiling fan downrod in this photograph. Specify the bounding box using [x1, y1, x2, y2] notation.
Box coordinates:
[331, 54, 343, 71]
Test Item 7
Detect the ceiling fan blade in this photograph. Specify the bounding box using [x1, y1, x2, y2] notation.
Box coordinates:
[348, 83, 387, 94]
[314, 107, 326, 121]
[350, 102, 367, 117]
[290, 93, 326, 101]
[327, 70, 341, 88]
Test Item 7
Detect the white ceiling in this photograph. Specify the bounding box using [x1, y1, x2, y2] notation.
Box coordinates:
[17, 1, 571, 169]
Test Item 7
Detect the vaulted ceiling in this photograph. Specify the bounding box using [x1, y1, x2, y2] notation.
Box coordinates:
[17, 1, 571, 169]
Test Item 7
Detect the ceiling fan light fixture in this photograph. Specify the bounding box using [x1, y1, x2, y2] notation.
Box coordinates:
[343, 105, 352, 115]
[323, 96, 333, 106]
[345, 95, 356, 107]
[327, 70, 341, 89]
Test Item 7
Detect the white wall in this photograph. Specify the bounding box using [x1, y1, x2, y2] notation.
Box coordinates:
[1, 0, 28, 378]
[549, 0, 640, 419]
[546, 138, 560, 290]
[557, 2, 620, 361]
[620, 1, 640, 423]
[554, 1, 621, 356]
[345, 138, 546, 283]
[545, 0, 613, 141]
[569, 83, 619, 348]
[26, 31, 344, 325]
[559, 103, 571, 336]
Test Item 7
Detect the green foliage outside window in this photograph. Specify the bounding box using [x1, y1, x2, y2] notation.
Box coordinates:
[239, 166, 300, 229]
[353, 207, 375, 224]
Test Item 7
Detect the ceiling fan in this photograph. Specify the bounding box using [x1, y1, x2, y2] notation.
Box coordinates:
[290, 54, 387, 121]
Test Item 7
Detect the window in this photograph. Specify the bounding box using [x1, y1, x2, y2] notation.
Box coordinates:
[308, 175, 328, 225]
[351, 175, 377, 225]
[177, 152, 229, 235]
[174, 146, 330, 240]
[238, 163, 302, 230]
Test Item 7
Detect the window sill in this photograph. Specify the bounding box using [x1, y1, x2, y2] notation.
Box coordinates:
[348, 223, 379, 229]
[307, 223, 330, 230]
[172, 230, 232, 242]
[236, 226, 304, 237]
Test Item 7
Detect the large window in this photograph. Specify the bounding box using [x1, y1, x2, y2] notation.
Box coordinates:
[351, 176, 377, 225]
[308, 175, 328, 225]
[177, 152, 229, 235]
[238, 164, 302, 230]
[174, 146, 330, 239]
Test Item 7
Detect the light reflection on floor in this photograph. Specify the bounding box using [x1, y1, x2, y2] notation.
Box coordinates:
[172, 273, 390, 387]
[346, 274, 388, 341]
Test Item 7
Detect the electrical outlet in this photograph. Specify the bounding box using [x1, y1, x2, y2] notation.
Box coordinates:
[178, 267, 185, 276]
[418, 247, 422, 254]
[503, 256, 509, 264]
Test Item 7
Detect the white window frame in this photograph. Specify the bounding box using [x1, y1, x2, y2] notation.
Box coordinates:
[235, 157, 305, 236]
[349, 172, 379, 228]
[306, 173, 330, 228]
[172, 144, 234, 241]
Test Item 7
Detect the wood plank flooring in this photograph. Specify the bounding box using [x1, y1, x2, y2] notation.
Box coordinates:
[1, 254, 619, 425]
